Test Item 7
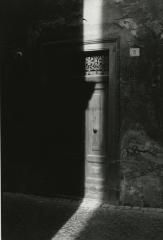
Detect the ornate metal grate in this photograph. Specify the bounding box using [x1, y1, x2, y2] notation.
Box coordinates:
[85, 52, 109, 76]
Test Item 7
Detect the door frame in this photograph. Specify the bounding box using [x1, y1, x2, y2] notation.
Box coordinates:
[82, 39, 120, 202]
[82, 39, 120, 163]
[40, 38, 120, 202]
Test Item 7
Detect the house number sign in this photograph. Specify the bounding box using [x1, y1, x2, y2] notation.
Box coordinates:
[130, 47, 140, 57]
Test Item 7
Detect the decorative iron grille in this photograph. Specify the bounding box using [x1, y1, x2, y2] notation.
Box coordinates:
[85, 53, 109, 76]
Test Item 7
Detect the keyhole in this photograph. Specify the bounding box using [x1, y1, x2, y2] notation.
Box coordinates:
[93, 128, 97, 134]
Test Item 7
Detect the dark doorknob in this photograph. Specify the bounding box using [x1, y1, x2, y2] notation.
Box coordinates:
[93, 128, 98, 133]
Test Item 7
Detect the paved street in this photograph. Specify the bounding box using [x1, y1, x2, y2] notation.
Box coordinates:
[2, 193, 163, 240]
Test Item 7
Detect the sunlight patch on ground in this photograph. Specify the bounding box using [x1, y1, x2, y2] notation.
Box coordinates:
[51, 198, 101, 240]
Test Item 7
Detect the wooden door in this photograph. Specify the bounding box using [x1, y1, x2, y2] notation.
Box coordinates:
[84, 50, 109, 201]
[40, 40, 119, 201]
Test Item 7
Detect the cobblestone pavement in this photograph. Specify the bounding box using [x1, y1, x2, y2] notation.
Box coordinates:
[2, 193, 163, 240]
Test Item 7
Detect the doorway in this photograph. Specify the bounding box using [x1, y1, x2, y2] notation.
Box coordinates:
[40, 39, 119, 201]
[84, 41, 120, 202]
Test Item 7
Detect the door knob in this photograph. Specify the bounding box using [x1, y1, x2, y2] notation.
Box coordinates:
[93, 128, 98, 133]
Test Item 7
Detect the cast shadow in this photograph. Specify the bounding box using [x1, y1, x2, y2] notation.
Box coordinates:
[1, 0, 96, 199]
[73, 207, 163, 240]
[2, 193, 81, 240]
[2, 38, 95, 199]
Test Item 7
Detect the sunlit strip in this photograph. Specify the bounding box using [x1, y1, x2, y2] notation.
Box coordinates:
[52, 2, 105, 239]
[51, 198, 101, 240]
[83, 0, 104, 43]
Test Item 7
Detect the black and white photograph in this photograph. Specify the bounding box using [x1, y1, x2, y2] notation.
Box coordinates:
[1, 0, 163, 239]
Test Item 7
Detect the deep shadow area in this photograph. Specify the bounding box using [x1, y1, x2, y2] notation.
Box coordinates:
[34, 43, 95, 197]
[2, 40, 95, 197]
[1, 0, 97, 198]
[2, 193, 81, 240]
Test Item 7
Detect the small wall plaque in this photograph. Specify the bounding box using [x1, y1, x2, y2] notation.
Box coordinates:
[130, 47, 140, 57]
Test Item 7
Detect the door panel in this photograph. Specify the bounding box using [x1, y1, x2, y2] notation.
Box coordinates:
[86, 82, 107, 160]
[85, 81, 108, 200]
[84, 50, 109, 200]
